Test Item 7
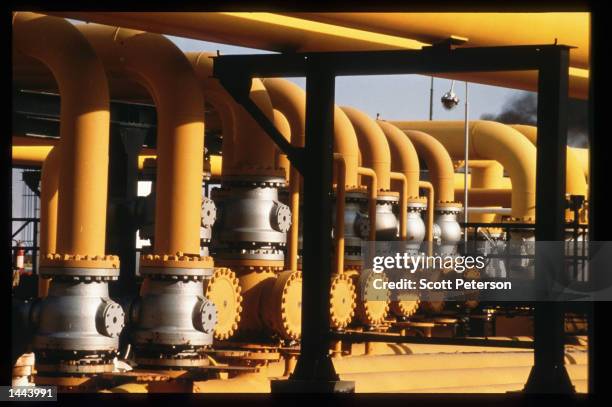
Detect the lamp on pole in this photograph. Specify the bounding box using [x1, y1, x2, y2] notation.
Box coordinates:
[441, 80, 469, 245]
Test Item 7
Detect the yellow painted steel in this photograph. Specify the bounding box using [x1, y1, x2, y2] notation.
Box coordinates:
[262, 78, 360, 187]
[13, 13, 111, 259]
[455, 188, 512, 208]
[342, 107, 391, 191]
[287, 13, 589, 69]
[571, 147, 589, 181]
[390, 172, 408, 241]
[357, 167, 378, 242]
[37, 147, 59, 298]
[12, 146, 54, 166]
[404, 130, 456, 203]
[205, 268, 242, 340]
[459, 160, 506, 223]
[376, 121, 420, 198]
[394, 121, 536, 220]
[511, 124, 588, 198]
[53, 12, 588, 99]
[419, 181, 435, 244]
[273, 109, 291, 181]
[78, 24, 205, 257]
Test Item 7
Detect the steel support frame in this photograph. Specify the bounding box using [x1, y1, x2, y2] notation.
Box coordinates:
[213, 44, 575, 393]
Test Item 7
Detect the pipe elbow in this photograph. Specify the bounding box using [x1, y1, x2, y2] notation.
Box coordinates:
[342, 106, 392, 190]
[377, 120, 420, 198]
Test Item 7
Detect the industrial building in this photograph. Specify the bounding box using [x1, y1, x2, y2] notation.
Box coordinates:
[8, 10, 603, 397]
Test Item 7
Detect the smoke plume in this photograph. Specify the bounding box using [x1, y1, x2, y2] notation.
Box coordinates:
[480, 92, 588, 147]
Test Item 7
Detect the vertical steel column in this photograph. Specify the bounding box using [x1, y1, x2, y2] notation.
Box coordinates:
[272, 59, 353, 393]
[524, 47, 574, 393]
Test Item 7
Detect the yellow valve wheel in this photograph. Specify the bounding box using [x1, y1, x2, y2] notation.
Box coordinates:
[205, 267, 243, 340]
[261, 270, 302, 341]
[353, 271, 390, 326]
[330, 273, 356, 330]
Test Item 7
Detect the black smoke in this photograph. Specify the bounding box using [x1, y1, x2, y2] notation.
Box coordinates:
[480, 92, 588, 147]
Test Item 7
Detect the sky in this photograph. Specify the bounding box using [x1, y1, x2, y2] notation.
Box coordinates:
[166, 35, 525, 122]
[12, 28, 527, 240]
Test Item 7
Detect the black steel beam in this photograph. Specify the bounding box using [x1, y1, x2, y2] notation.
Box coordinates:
[524, 47, 573, 393]
[213, 44, 571, 78]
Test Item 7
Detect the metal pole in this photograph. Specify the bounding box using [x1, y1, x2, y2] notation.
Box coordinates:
[429, 77, 434, 120]
[463, 81, 469, 245]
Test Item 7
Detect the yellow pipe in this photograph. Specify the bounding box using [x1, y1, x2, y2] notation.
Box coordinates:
[510, 124, 587, 198]
[453, 172, 512, 190]
[395, 121, 536, 220]
[419, 181, 435, 243]
[404, 130, 455, 203]
[262, 78, 360, 187]
[14, 13, 111, 257]
[37, 147, 59, 298]
[458, 160, 506, 223]
[184, 51, 236, 174]
[357, 167, 377, 242]
[376, 121, 420, 198]
[52, 12, 589, 99]
[570, 147, 589, 181]
[78, 24, 205, 256]
[390, 172, 408, 241]
[273, 109, 291, 181]
[334, 154, 346, 274]
[455, 188, 512, 208]
[342, 107, 391, 191]
[287, 167, 300, 272]
[12, 146, 54, 166]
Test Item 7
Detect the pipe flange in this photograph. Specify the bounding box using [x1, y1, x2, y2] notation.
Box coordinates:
[95, 299, 125, 338]
[139, 266, 213, 279]
[39, 266, 120, 279]
[261, 270, 302, 340]
[353, 271, 390, 326]
[205, 268, 243, 340]
[39, 254, 120, 277]
[390, 297, 420, 318]
[193, 296, 217, 335]
[330, 273, 356, 330]
[140, 253, 214, 269]
[407, 198, 427, 211]
[201, 197, 217, 227]
[270, 202, 292, 233]
[435, 201, 463, 214]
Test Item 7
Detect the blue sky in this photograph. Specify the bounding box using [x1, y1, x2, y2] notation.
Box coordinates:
[166, 35, 525, 122]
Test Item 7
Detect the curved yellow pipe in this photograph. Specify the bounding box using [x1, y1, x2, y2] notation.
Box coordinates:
[457, 160, 506, 223]
[14, 13, 111, 257]
[261, 78, 360, 187]
[342, 107, 391, 191]
[273, 109, 291, 180]
[38, 147, 59, 298]
[403, 130, 455, 204]
[376, 121, 420, 198]
[510, 124, 587, 198]
[394, 121, 536, 220]
[184, 51, 236, 174]
[78, 24, 205, 256]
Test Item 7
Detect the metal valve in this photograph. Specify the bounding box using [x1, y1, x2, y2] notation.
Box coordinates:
[355, 213, 370, 239]
[270, 202, 292, 233]
[201, 197, 217, 228]
[192, 297, 217, 335]
[96, 298, 125, 338]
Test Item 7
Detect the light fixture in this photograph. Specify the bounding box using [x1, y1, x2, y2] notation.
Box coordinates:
[441, 80, 460, 110]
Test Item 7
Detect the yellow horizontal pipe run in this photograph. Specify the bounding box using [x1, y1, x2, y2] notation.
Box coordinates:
[12, 146, 54, 166]
[454, 173, 512, 190]
[52, 12, 588, 99]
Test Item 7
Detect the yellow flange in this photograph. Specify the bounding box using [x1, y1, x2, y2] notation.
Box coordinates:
[140, 253, 214, 269]
[205, 267, 243, 341]
[261, 270, 302, 341]
[330, 273, 356, 330]
[390, 297, 420, 319]
[39, 253, 119, 269]
[353, 271, 390, 326]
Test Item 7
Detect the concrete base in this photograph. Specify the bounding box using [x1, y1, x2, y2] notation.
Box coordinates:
[271, 379, 355, 393]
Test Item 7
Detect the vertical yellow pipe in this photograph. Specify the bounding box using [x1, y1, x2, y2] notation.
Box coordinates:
[14, 13, 111, 257]
[357, 167, 378, 241]
[273, 109, 291, 181]
[419, 181, 435, 257]
[334, 154, 347, 274]
[38, 147, 59, 297]
[79, 25, 205, 256]
[376, 121, 420, 198]
[390, 172, 408, 240]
